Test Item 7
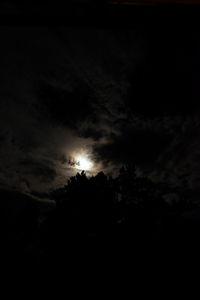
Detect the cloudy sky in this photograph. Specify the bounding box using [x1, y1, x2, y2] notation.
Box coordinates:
[0, 3, 200, 193]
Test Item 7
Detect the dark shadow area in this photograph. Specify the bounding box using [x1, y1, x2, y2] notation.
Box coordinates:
[2, 166, 200, 272]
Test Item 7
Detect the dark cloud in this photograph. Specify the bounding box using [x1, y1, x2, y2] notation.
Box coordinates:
[20, 160, 57, 182]
[93, 129, 172, 166]
[79, 127, 104, 141]
[37, 80, 95, 129]
[124, 28, 200, 117]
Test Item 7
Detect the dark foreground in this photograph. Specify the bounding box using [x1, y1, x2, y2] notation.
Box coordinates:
[2, 171, 200, 275]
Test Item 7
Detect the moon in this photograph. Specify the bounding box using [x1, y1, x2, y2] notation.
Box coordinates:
[75, 155, 93, 171]
[68, 151, 94, 172]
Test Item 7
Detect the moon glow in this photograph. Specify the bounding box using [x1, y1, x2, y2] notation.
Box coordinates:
[76, 155, 93, 171]
[68, 153, 94, 171]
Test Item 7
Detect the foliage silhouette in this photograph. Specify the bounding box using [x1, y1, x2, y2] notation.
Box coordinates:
[3, 165, 199, 269]
[48, 165, 197, 249]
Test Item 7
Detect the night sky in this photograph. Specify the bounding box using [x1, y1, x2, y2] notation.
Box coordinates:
[0, 1, 200, 196]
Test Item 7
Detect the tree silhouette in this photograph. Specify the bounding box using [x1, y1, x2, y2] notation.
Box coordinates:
[4, 163, 197, 269]
[49, 165, 173, 243]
